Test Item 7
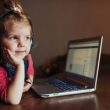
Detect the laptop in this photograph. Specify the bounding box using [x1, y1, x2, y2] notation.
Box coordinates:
[32, 36, 103, 98]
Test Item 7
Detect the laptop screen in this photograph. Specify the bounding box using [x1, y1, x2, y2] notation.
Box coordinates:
[66, 40, 99, 79]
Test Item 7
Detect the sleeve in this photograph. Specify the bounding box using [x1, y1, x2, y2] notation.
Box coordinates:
[27, 54, 34, 76]
[0, 67, 8, 101]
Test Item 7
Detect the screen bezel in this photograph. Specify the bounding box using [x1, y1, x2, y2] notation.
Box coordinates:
[65, 36, 103, 87]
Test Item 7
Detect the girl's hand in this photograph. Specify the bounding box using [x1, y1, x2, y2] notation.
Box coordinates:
[23, 78, 33, 92]
[23, 83, 31, 92]
[3, 48, 24, 66]
[23, 82, 32, 92]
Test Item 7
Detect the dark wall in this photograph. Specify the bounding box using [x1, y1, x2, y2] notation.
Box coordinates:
[22, 0, 110, 66]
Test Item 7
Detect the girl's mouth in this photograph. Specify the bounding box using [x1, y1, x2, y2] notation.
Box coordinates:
[15, 51, 26, 55]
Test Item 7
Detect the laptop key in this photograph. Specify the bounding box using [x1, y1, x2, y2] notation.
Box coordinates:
[49, 79, 81, 91]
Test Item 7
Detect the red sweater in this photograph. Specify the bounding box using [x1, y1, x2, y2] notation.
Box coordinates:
[0, 54, 34, 101]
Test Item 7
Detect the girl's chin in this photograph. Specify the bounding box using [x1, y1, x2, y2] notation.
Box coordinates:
[15, 55, 26, 59]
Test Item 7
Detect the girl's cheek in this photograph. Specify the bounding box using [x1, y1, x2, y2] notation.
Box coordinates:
[28, 45, 31, 50]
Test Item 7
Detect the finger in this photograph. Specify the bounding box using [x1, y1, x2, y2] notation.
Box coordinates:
[7, 49, 13, 58]
[6, 49, 16, 64]
[3, 49, 15, 65]
[1, 47, 10, 63]
[6, 49, 22, 66]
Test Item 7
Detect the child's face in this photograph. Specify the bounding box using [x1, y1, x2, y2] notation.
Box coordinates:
[1, 21, 32, 59]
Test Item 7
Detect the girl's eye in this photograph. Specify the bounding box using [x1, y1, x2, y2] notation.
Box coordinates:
[8, 36, 18, 40]
[26, 36, 31, 40]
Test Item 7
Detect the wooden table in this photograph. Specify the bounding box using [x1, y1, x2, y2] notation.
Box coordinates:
[0, 70, 110, 110]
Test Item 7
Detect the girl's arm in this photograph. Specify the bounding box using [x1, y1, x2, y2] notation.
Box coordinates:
[6, 62, 25, 105]
[23, 54, 34, 92]
[4, 49, 25, 105]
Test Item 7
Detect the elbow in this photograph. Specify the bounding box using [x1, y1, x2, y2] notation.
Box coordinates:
[6, 91, 23, 105]
[6, 97, 21, 105]
[9, 100, 20, 105]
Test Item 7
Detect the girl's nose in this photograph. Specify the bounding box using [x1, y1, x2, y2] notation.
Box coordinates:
[18, 39, 25, 47]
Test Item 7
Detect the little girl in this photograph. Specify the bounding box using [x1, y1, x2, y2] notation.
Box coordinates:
[0, 0, 34, 105]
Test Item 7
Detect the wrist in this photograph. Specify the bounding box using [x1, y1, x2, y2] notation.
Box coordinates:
[16, 62, 24, 73]
[16, 60, 24, 67]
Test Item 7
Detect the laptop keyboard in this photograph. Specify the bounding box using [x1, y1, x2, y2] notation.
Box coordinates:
[49, 79, 82, 91]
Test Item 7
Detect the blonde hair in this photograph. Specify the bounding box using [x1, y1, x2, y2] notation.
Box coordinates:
[0, 0, 23, 13]
[0, 0, 33, 37]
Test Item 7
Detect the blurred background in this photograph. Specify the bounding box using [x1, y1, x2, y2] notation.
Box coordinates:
[22, 0, 110, 68]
